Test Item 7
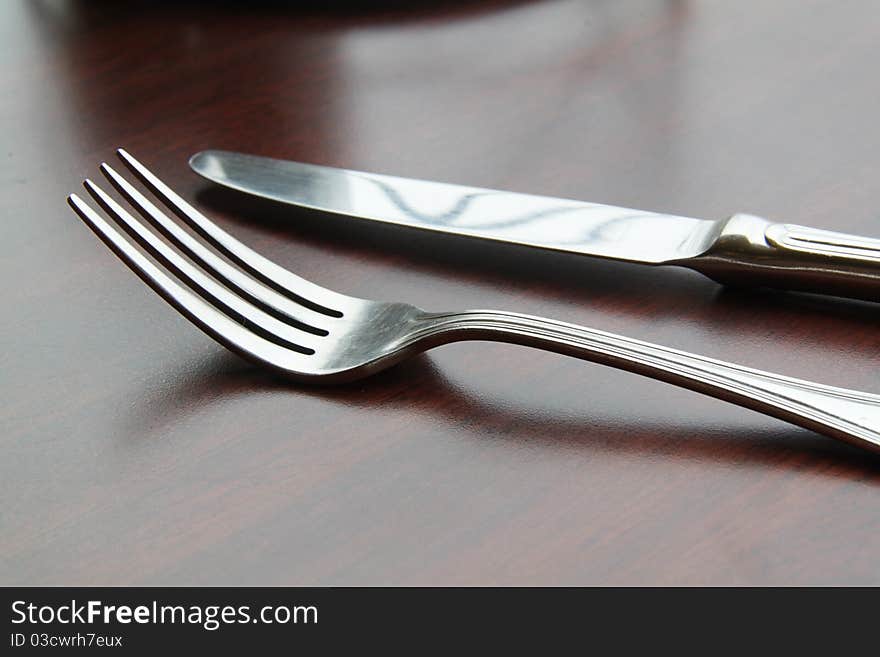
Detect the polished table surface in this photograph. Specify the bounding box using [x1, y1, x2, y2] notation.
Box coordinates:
[3, 0, 880, 585]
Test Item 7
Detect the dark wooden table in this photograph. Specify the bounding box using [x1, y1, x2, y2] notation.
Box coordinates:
[3, 0, 880, 586]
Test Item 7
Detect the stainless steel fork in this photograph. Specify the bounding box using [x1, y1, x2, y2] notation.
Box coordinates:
[69, 150, 880, 454]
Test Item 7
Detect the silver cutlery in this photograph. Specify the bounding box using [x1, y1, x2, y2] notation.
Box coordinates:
[69, 150, 880, 454]
[191, 149, 880, 302]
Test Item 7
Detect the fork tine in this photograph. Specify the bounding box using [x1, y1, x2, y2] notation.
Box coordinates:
[100, 162, 331, 335]
[116, 148, 348, 318]
[82, 179, 321, 355]
[68, 193, 316, 372]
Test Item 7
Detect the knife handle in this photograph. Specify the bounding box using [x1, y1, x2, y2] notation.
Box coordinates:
[686, 213, 880, 301]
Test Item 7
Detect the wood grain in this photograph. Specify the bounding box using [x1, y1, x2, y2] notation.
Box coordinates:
[2, 0, 880, 585]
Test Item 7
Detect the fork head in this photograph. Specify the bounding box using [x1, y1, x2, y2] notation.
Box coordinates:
[68, 149, 430, 383]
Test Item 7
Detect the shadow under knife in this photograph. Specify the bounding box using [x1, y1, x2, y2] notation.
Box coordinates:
[194, 185, 880, 344]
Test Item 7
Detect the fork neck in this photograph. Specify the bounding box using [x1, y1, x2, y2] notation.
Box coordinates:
[410, 309, 880, 453]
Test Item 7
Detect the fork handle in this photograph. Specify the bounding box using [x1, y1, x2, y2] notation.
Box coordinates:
[418, 310, 880, 452]
[684, 213, 880, 301]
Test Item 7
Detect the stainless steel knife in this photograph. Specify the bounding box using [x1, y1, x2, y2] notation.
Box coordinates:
[190, 150, 880, 301]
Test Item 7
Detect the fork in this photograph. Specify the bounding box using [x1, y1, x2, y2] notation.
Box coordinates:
[68, 150, 880, 454]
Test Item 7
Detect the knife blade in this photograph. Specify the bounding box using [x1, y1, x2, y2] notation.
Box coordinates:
[190, 150, 880, 301]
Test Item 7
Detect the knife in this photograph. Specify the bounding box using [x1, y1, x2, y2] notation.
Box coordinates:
[190, 150, 880, 302]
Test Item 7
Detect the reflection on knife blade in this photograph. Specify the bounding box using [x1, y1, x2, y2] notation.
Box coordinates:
[189, 150, 880, 302]
[189, 150, 717, 264]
